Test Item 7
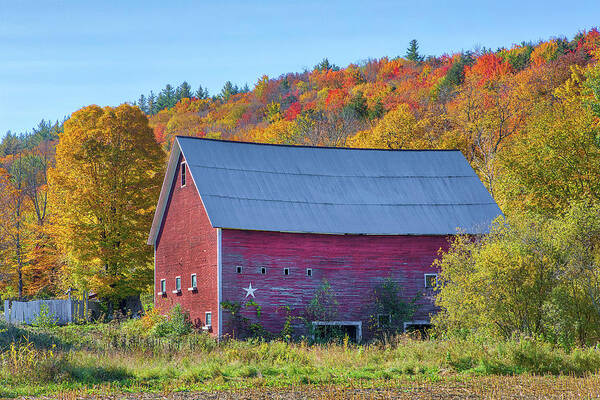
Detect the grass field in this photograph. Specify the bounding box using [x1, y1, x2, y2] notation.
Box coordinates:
[2, 319, 600, 399]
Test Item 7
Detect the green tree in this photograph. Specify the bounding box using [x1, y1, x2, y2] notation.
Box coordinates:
[48, 104, 165, 302]
[433, 203, 600, 345]
[405, 39, 424, 62]
[314, 58, 340, 72]
[176, 81, 192, 100]
[219, 81, 239, 102]
[147, 91, 157, 115]
[137, 94, 147, 114]
[195, 85, 209, 99]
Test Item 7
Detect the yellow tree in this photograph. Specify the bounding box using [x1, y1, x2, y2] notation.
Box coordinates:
[48, 105, 165, 302]
[347, 104, 427, 149]
[498, 65, 600, 214]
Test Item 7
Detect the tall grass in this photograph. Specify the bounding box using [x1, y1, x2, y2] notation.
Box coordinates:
[2, 320, 600, 397]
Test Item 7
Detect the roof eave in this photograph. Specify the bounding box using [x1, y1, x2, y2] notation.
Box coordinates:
[147, 139, 182, 246]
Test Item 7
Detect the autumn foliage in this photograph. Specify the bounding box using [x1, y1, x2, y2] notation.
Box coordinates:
[2, 28, 600, 303]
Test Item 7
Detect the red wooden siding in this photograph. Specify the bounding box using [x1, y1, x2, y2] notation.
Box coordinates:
[221, 229, 449, 339]
[154, 155, 219, 333]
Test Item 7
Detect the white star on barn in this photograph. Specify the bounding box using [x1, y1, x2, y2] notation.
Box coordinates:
[243, 282, 257, 298]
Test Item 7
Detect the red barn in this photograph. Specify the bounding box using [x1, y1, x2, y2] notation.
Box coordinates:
[147, 137, 501, 341]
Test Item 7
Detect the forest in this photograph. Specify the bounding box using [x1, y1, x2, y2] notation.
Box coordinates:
[1, 28, 600, 345]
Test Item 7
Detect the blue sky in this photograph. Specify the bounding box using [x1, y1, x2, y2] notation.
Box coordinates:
[1, 0, 599, 135]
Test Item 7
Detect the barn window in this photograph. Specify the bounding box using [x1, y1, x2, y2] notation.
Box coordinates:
[173, 276, 181, 293]
[181, 162, 187, 187]
[159, 279, 166, 295]
[306, 268, 313, 277]
[189, 273, 197, 291]
[205, 312, 212, 327]
[236, 266, 242, 274]
[260, 267, 267, 275]
[424, 274, 438, 289]
[283, 268, 289, 276]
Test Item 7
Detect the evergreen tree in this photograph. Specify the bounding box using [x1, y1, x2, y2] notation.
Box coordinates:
[137, 94, 147, 114]
[405, 39, 424, 62]
[177, 81, 192, 100]
[195, 85, 209, 99]
[147, 91, 157, 115]
[314, 58, 340, 72]
[220, 81, 239, 102]
[156, 84, 176, 110]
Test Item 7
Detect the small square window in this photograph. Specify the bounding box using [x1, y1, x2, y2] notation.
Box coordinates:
[306, 268, 313, 277]
[191, 274, 197, 289]
[260, 267, 267, 275]
[283, 268, 289, 276]
[181, 162, 187, 187]
[236, 266, 242, 274]
[205, 311, 212, 327]
[424, 274, 438, 289]
[160, 279, 166, 294]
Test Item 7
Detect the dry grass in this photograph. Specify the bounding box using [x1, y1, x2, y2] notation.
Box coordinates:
[43, 375, 600, 399]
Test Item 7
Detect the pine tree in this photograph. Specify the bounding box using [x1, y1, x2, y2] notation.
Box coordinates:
[177, 81, 192, 100]
[195, 85, 209, 99]
[220, 81, 239, 102]
[314, 58, 340, 72]
[156, 84, 176, 111]
[137, 94, 147, 114]
[147, 91, 156, 115]
[406, 39, 424, 62]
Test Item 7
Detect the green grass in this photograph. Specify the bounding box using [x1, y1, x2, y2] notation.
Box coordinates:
[2, 320, 600, 398]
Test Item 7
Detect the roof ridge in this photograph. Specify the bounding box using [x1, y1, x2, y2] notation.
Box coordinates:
[202, 193, 499, 207]
[188, 163, 475, 178]
[176, 135, 461, 152]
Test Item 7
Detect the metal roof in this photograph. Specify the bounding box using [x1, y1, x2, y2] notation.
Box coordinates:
[148, 137, 502, 243]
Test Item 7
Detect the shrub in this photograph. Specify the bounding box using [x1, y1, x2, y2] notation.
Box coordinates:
[150, 304, 193, 339]
[31, 304, 58, 329]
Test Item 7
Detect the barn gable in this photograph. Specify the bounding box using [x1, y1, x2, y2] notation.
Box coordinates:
[148, 137, 502, 244]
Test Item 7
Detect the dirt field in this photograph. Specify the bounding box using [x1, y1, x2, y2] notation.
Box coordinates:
[34, 375, 600, 400]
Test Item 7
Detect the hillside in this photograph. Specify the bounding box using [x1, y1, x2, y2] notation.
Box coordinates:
[1, 28, 600, 300]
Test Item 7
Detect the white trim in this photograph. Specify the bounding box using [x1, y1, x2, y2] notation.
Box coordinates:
[147, 140, 182, 245]
[403, 320, 431, 332]
[312, 321, 362, 343]
[175, 276, 181, 292]
[236, 265, 242, 274]
[306, 268, 312, 277]
[189, 273, 197, 291]
[261, 266, 267, 274]
[160, 279, 166, 295]
[424, 273, 438, 289]
[147, 138, 217, 246]
[283, 267, 290, 276]
[180, 161, 187, 187]
[217, 228, 222, 339]
[205, 311, 212, 328]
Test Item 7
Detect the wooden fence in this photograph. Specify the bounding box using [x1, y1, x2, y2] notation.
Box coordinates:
[3, 298, 89, 325]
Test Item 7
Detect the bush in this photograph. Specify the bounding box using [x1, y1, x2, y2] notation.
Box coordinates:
[150, 304, 192, 339]
[31, 304, 58, 329]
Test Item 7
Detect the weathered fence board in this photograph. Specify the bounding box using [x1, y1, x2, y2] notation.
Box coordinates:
[4, 299, 89, 325]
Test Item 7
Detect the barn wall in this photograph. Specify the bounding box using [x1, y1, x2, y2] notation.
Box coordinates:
[221, 229, 449, 340]
[154, 155, 219, 333]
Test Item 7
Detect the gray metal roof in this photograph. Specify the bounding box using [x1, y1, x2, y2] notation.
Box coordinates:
[148, 137, 502, 243]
